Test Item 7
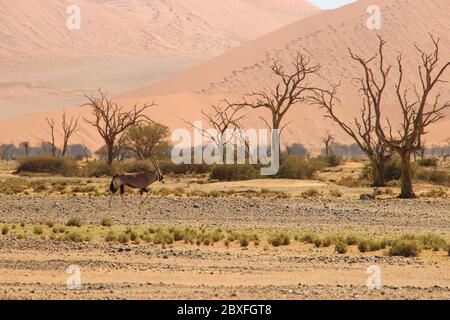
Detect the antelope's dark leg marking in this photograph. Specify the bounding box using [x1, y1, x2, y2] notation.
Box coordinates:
[119, 184, 129, 207]
[140, 188, 150, 206]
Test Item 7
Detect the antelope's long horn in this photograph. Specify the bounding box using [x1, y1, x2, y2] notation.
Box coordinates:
[150, 155, 162, 176]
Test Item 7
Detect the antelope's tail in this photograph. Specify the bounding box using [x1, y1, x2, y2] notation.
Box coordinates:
[110, 175, 119, 194]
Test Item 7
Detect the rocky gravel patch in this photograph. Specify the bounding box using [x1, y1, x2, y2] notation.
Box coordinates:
[1, 282, 449, 300]
[1, 195, 449, 300]
[1, 195, 449, 233]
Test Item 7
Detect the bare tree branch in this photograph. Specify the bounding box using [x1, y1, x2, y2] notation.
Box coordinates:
[83, 89, 156, 164]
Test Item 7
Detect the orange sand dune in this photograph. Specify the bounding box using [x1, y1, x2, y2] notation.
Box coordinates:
[0, 0, 319, 118]
[0, 0, 449, 153]
[0, 0, 319, 69]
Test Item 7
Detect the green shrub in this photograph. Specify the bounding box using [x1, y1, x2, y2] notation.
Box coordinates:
[322, 236, 333, 247]
[268, 233, 291, 247]
[152, 231, 174, 245]
[317, 154, 342, 167]
[368, 240, 382, 252]
[417, 158, 438, 167]
[314, 238, 322, 248]
[381, 156, 417, 182]
[239, 237, 249, 247]
[101, 218, 112, 227]
[65, 232, 85, 242]
[118, 233, 130, 244]
[160, 162, 213, 175]
[0, 179, 28, 194]
[66, 217, 83, 227]
[130, 231, 139, 242]
[416, 168, 450, 186]
[335, 242, 348, 254]
[301, 188, 320, 199]
[358, 241, 369, 253]
[388, 240, 421, 257]
[384, 156, 402, 181]
[420, 234, 447, 251]
[210, 230, 224, 243]
[345, 235, 359, 246]
[363, 157, 411, 183]
[31, 180, 48, 193]
[277, 156, 325, 180]
[33, 225, 44, 235]
[83, 161, 123, 177]
[16, 155, 79, 176]
[208, 190, 220, 198]
[123, 161, 154, 173]
[329, 189, 343, 198]
[105, 231, 117, 242]
[420, 188, 447, 198]
[45, 220, 55, 228]
[338, 176, 365, 188]
[52, 226, 66, 234]
[169, 228, 185, 242]
[301, 232, 317, 244]
[211, 164, 259, 181]
[1, 225, 10, 235]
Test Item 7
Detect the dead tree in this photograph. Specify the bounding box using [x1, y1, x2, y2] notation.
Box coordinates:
[414, 140, 427, 161]
[81, 142, 90, 162]
[235, 52, 321, 162]
[358, 35, 450, 198]
[61, 112, 79, 157]
[0, 144, 13, 162]
[185, 103, 245, 163]
[443, 137, 450, 161]
[311, 84, 392, 187]
[46, 118, 58, 157]
[19, 141, 30, 157]
[322, 131, 335, 156]
[83, 89, 155, 165]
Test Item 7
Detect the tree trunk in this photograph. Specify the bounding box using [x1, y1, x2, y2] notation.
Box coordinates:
[399, 152, 415, 198]
[62, 142, 68, 157]
[371, 160, 386, 187]
[272, 122, 282, 167]
[106, 143, 114, 165]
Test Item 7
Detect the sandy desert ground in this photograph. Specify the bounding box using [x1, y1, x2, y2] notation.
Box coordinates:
[0, 182, 448, 300]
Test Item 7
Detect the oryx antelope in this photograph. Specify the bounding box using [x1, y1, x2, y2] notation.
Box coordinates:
[109, 157, 165, 207]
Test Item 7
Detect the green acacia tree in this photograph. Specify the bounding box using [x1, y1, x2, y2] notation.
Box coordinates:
[126, 122, 170, 160]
